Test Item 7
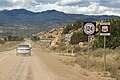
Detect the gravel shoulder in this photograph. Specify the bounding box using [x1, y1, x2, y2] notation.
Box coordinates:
[33, 46, 116, 80]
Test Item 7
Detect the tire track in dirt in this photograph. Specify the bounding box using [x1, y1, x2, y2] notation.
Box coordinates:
[30, 54, 58, 80]
[0, 50, 30, 80]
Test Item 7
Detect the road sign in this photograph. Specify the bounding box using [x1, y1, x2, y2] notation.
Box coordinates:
[100, 22, 110, 36]
[83, 22, 96, 69]
[83, 22, 96, 35]
[65, 34, 72, 41]
[100, 22, 110, 71]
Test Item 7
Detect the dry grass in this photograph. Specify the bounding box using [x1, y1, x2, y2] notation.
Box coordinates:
[75, 48, 120, 80]
[44, 41, 120, 79]
[0, 41, 21, 52]
[57, 56, 76, 66]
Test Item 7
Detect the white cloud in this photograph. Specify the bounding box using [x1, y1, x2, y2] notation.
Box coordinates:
[58, 0, 82, 5]
[7, 0, 19, 3]
[23, 2, 120, 16]
[0, 0, 120, 16]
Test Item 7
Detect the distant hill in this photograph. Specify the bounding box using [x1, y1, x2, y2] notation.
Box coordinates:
[0, 9, 119, 35]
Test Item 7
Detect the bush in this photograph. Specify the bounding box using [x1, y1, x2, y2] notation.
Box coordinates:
[93, 18, 120, 49]
[49, 42, 67, 52]
[75, 48, 120, 79]
[115, 46, 120, 54]
[70, 32, 87, 44]
[57, 42, 67, 52]
[73, 45, 81, 53]
[31, 36, 40, 41]
[62, 25, 72, 34]
[0, 39, 5, 44]
[62, 21, 83, 34]
[7, 35, 24, 41]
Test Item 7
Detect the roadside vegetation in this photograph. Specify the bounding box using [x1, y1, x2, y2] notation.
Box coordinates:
[75, 48, 120, 79]
[76, 18, 120, 79]
[0, 41, 22, 52]
[50, 21, 88, 53]
[49, 18, 120, 79]
[31, 35, 40, 41]
[93, 18, 120, 49]
[31, 18, 120, 79]
[0, 35, 24, 52]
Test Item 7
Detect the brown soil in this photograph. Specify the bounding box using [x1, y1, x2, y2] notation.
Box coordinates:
[0, 43, 116, 80]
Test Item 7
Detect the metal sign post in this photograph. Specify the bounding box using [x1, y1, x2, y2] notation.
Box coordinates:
[100, 22, 110, 71]
[83, 22, 96, 69]
[104, 36, 106, 71]
[87, 36, 90, 69]
[65, 34, 72, 53]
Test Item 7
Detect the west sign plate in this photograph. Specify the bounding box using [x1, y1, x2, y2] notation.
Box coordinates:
[83, 22, 96, 35]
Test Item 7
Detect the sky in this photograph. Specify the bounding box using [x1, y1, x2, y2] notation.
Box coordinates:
[0, 0, 120, 16]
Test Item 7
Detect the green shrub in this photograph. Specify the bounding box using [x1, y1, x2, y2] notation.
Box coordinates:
[62, 21, 83, 34]
[70, 32, 87, 44]
[31, 36, 40, 41]
[62, 25, 72, 34]
[93, 18, 120, 49]
[57, 42, 67, 52]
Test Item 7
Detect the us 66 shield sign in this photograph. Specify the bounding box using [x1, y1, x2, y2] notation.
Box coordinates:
[83, 22, 96, 35]
[100, 22, 110, 36]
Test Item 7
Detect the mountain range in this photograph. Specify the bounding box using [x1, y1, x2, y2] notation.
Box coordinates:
[0, 9, 118, 35]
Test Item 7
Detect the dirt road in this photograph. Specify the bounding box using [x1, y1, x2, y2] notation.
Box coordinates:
[0, 48, 58, 80]
[0, 45, 116, 80]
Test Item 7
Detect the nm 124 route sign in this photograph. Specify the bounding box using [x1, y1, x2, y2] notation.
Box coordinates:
[83, 22, 96, 35]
